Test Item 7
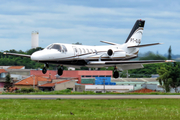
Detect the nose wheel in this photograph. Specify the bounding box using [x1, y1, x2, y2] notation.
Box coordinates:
[42, 63, 49, 74]
[57, 65, 64, 76]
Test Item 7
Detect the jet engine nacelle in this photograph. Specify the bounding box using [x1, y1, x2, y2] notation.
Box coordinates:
[107, 49, 126, 58]
[107, 49, 114, 56]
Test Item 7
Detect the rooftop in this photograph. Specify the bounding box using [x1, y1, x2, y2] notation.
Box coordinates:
[0, 69, 8, 74]
[111, 78, 158, 82]
[39, 80, 70, 87]
[8, 66, 24, 69]
[15, 76, 51, 86]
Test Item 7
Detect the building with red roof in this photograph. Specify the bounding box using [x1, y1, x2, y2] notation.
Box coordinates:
[0, 69, 9, 89]
[14, 76, 51, 89]
[39, 80, 75, 91]
[131, 88, 156, 93]
[8, 66, 25, 69]
[30, 70, 112, 84]
[14, 75, 75, 91]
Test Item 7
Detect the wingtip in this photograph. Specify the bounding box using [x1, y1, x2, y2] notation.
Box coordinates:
[165, 60, 175, 62]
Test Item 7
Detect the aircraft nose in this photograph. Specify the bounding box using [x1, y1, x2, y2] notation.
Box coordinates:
[31, 51, 42, 61]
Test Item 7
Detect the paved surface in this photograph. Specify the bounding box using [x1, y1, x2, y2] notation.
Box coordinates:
[0, 95, 180, 99]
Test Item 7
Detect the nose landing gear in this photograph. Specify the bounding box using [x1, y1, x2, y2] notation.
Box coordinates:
[42, 63, 49, 74]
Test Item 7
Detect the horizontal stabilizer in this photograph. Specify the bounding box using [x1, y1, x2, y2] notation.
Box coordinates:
[128, 43, 162, 48]
[4, 52, 31, 58]
[100, 41, 118, 45]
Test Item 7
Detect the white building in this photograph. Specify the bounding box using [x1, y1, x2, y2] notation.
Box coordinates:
[31, 31, 39, 49]
[85, 85, 134, 93]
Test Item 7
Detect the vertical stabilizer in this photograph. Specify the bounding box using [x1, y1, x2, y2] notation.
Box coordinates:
[125, 20, 145, 46]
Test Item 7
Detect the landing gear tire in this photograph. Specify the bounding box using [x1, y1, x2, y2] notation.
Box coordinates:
[113, 71, 119, 78]
[42, 67, 47, 74]
[58, 66, 64, 76]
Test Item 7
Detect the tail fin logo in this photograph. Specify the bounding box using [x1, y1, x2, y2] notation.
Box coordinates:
[129, 30, 143, 44]
[129, 38, 141, 44]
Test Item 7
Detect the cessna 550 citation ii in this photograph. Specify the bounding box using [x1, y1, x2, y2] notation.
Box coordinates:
[4, 19, 174, 78]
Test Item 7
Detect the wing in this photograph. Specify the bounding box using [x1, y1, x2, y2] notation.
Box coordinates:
[87, 60, 175, 70]
[88, 60, 174, 65]
[4, 52, 31, 58]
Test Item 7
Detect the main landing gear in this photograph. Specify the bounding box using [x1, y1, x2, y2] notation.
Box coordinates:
[113, 67, 119, 78]
[42, 64, 64, 76]
[57, 65, 64, 76]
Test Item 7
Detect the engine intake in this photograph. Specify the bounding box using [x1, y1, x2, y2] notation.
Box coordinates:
[107, 49, 113, 56]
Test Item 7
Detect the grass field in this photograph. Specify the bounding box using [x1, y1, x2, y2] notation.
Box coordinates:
[0, 99, 180, 120]
[3, 89, 180, 95]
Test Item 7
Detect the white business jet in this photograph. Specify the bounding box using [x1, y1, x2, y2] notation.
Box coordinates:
[4, 20, 174, 78]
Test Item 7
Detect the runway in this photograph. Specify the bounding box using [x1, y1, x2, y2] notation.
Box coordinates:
[0, 95, 180, 99]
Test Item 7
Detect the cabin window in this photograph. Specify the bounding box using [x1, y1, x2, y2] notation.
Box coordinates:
[87, 49, 89, 53]
[86, 76, 91, 77]
[62, 45, 67, 52]
[93, 76, 98, 77]
[99, 76, 105, 77]
[50, 44, 61, 52]
[95, 49, 97, 54]
[106, 75, 111, 77]
[82, 48, 85, 54]
[90, 49, 93, 53]
[74, 48, 78, 52]
[79, 48, 82, 54]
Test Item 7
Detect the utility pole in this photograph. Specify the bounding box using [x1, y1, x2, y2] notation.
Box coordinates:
[33, 75, 35, 89]
[103, 78, 106, 93]
[126, 70, 128, 78]
[31, 75, 35, 89]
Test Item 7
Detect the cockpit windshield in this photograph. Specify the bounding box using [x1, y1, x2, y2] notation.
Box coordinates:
[46, 44, 61, 52]
[62, 45, 67, 52]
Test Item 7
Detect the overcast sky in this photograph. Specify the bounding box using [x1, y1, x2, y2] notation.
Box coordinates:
[0, 0, 180, 54]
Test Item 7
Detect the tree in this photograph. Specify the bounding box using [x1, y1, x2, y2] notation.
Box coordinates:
[168, 46, 172, 60]
[157, 63, 180, 92]
[4, 73, 12, 92]
[72, 42, 82, 45]
[139, 52, 166, 60]
[125, 52, 167, 78]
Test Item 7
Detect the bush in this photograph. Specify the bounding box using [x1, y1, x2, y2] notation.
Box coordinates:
[29, 88, 35, 92]
[35, 89, 41, 93]
[21, 88, 28, 93]
[15, 90, 21, 93]
[60, 89, 71, 93]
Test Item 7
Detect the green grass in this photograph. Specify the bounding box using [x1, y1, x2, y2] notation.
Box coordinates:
[3, 90, 180, 95]
[0, 99, 180, 120]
